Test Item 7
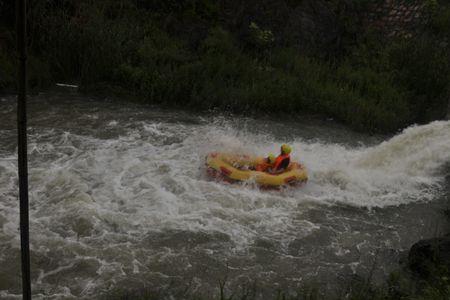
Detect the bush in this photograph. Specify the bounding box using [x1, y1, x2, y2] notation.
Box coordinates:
[0, 32, 51, 93]
[0, 47, 16, 92]
[388, 38, 450, 122]
[1, 0, 449, 133]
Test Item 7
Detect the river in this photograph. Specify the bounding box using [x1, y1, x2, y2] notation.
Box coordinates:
[0, 93, 449, 299]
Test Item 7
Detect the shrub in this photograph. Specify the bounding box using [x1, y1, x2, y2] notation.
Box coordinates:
[0, 49, 15, 92]
[2, 0, 449, 133]
[388, 38, 450, 122]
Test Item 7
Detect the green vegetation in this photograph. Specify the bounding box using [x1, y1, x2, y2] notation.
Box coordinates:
[1, 0, 450, 132]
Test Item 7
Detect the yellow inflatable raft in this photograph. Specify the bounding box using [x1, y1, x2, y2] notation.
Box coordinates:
[206, 152, 308, 187]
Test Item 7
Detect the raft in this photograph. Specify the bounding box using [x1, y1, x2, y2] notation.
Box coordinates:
[205, 152, 308, 187]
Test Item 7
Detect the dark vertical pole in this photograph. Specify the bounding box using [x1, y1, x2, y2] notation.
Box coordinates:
[17, 0, 31, 299]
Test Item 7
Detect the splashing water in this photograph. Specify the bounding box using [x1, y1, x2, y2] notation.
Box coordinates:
[0, 94, 449, 299]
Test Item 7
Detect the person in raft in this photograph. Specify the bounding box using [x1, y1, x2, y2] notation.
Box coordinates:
[256, 144, 292, 173]
[255, 153, 276, 172]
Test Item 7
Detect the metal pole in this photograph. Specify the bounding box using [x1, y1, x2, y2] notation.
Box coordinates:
[17, 0, 32, 299]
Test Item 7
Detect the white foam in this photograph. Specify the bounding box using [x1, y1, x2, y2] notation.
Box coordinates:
[3, 120, 449, 247]
[299, 121, 450, 207]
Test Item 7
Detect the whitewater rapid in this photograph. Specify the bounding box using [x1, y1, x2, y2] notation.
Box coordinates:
[0, 94, 449, 299]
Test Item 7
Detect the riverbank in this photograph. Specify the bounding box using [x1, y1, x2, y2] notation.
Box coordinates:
[1, 0, 449, 133]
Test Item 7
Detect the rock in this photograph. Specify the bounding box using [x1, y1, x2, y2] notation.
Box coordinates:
[408, 234, 450, 278]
